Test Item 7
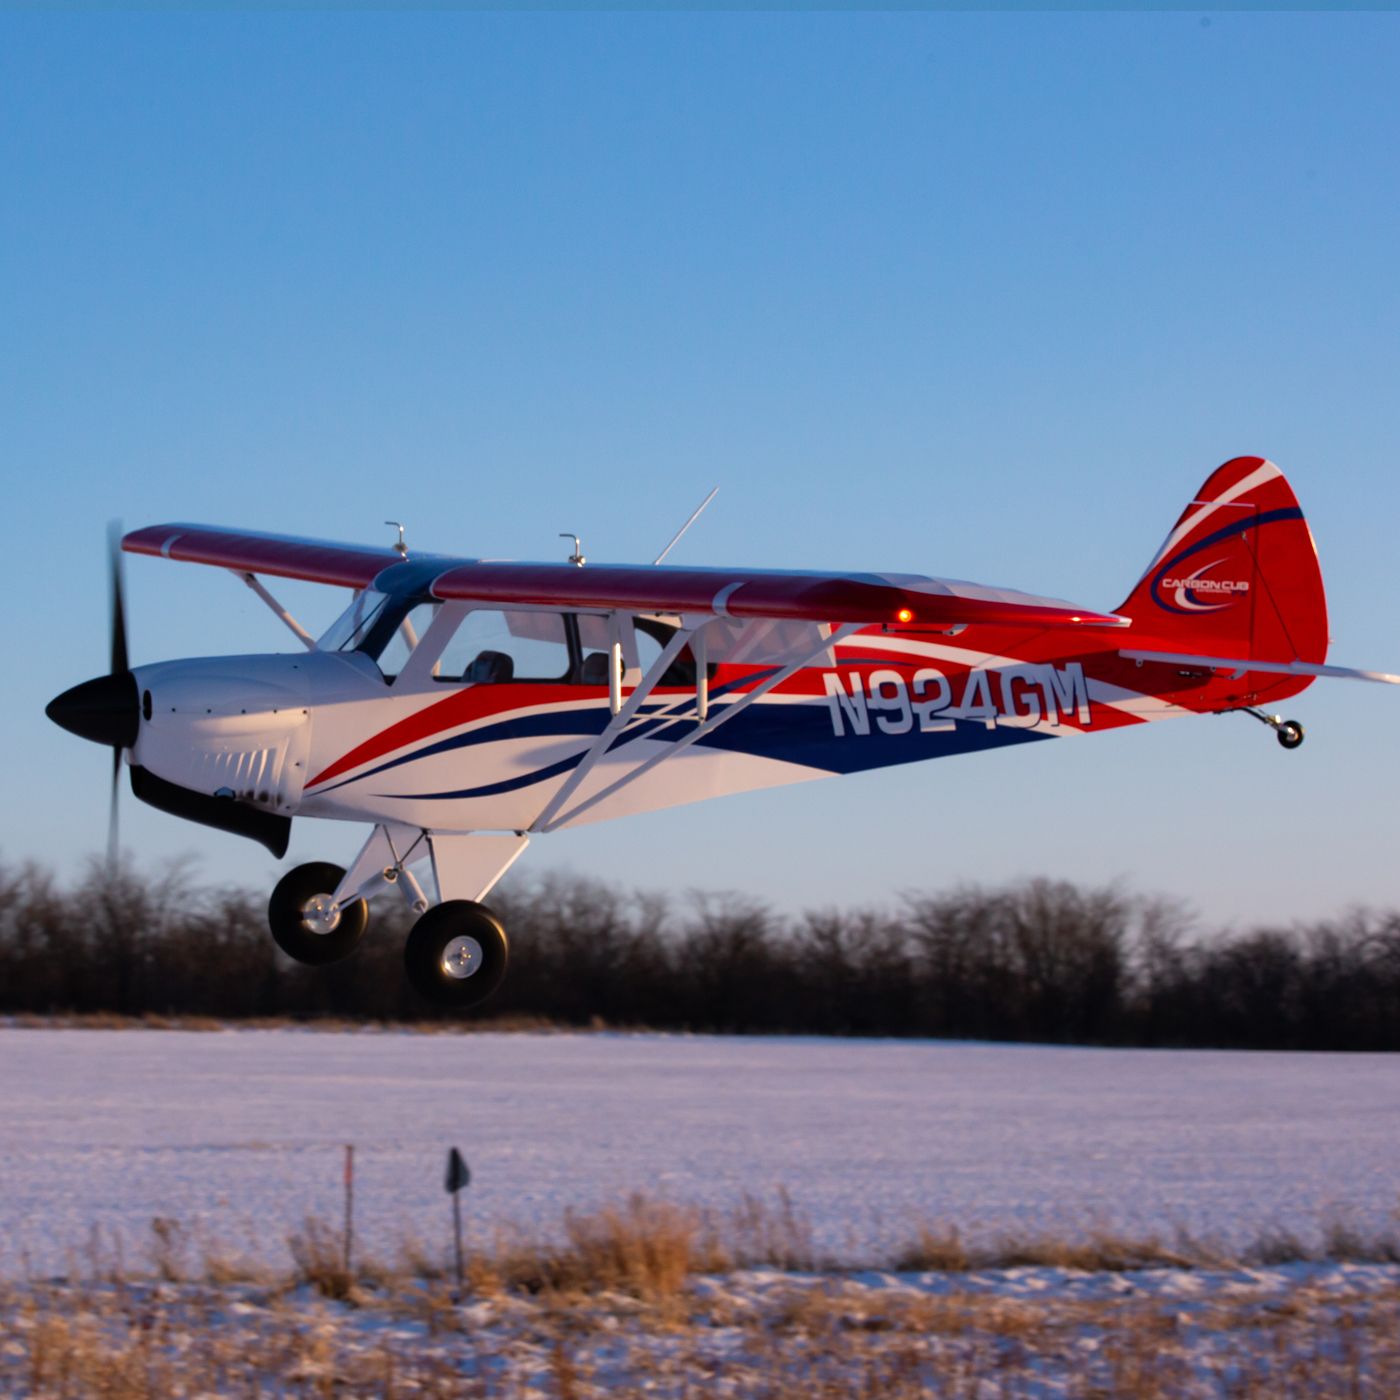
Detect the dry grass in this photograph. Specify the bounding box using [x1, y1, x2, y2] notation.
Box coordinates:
[7, 1011, 230, 1033]
[1248, 1218, 1400, 1268]
[3, 1011, 580, 1034]
[23, 1194, 1400, 1300]
[3, 1266, 1398, 1398]
[892, 1222, 972, 1273]
[981, 1224, 1203, 1273]
[724, 1186, 818, 1270]
[894, 1221, 1222, 1275]
[468, 1195, 717, 1305]
[892, 1218, 1400, 1276]
[1321, 1216, 1400, 1264]
[5, 1197, 1400, 1397]
[286, 1216, 358, 1301]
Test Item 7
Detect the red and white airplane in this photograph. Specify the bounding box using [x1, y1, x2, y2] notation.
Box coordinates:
[47, 457, 1398, 1007]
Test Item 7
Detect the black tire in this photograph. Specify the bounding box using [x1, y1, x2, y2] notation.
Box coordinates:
[404, 901, 509, 1008]
[1277, 720, 1305, 750]
[268, 862, 369, 966]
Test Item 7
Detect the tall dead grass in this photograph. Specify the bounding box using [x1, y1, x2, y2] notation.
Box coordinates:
[27, 1193, 1400, 1304]
[894, 1223, 1207, 1274]
[466, 1195, 711, 1303]
[3, 1268, 1398, 1399]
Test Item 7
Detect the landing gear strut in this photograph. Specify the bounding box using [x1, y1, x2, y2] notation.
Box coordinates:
[267, 829, 522, 1009]
[1242, 707, 1305, 750]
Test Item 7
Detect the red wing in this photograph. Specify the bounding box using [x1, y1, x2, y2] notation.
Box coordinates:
[122, 524, 1128, 630]
[430, 562, 1128, 630]
[122, 524, 420, 589]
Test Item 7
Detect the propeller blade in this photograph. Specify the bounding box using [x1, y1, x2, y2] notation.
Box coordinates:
[107, 519, 128, 873]
[108, 744, 121, 872]
[108, 519, 129, 678]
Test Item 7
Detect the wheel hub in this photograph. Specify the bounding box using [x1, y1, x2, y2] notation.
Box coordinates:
[300, 893, 342, 936]
[440, 935, 484, 980]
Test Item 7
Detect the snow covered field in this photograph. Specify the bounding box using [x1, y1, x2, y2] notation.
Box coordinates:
[0, 1028, 1397, 1275]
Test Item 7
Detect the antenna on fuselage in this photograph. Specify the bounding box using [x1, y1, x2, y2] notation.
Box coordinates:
[559, 533, 586, 567]
[653, 486, 719, 566]
[385, 521, 408, 558]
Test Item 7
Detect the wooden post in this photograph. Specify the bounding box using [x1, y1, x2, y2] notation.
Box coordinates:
[343, 1144, 354, 1278]
[453, 1189, 464, 1301]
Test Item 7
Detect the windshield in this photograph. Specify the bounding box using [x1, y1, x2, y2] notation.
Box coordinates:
[318, 591, 391, 653]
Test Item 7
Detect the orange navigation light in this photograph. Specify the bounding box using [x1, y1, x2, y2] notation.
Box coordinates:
[896, 607, 915, 624]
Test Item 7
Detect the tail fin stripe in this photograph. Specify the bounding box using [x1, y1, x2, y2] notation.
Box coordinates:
[1146, 459, 1282, 569]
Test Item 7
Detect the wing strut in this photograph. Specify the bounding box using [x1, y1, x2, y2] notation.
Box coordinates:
[530, 621, 699, 833]
[535, 621, 860, 834]
[233, 571, 318, 651]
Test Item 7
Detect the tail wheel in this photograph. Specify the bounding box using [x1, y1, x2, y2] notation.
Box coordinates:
[404, 901, 509, 1008]
[1277, 720, 1305, 750]
[268, 862, 369, 965]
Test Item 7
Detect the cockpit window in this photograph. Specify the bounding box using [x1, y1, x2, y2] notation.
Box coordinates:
[318, 591, 442, 680]
[375, 602, 442, 678]
[319, 599, 715, 688]
[576, 614, 706, 687]
[433, 610, 571, 683]
[318, 590, 391, 653]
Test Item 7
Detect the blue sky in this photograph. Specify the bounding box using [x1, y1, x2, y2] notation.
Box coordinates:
[4, 11, 1399, 928]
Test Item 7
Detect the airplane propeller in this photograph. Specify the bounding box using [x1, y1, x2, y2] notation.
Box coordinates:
[45, 522, 140, 871]
[107, 521, 129, 867]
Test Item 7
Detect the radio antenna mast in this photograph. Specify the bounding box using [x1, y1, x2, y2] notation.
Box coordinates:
[653, 486, 719, 566]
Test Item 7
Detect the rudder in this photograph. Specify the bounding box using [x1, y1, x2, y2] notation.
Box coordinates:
[1115, 457, 1328, 664]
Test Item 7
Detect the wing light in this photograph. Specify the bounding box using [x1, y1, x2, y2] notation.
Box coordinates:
[896, 607, 915, 624]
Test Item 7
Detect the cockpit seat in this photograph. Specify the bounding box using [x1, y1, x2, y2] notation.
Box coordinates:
[580, 652, 611, 686]
[465, 650, 515, 684]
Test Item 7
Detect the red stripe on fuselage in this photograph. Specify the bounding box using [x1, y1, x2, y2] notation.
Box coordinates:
[307, 684, 585, 789]
[307, 670, 772, 791]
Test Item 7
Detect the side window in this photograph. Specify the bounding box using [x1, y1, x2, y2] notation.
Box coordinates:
[576, 615, 701, 688]
[375, 602, 441, 679]
[435, 610, 571, 684]
[575, 614, 619, 688]
[633, 617, 698, 686]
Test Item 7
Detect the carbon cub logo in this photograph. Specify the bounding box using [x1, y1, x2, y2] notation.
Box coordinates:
[1155, 558, 1251, 614]
[1160, 576, 1249, 594]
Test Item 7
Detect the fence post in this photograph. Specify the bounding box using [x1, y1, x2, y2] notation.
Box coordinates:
[343, 1144, 354, 1278]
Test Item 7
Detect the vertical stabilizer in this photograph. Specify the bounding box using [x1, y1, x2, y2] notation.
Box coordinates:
[1115, 457, 1328, 664]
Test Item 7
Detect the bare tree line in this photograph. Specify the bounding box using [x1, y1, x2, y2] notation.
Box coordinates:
[2, 857, 1399, 1049]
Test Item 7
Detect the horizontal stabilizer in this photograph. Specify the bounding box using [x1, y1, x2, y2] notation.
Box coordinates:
[1120, 649, 1400, 686]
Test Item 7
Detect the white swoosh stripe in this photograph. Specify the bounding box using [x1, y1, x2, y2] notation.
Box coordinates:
[849, 633, 1025, 671]
[1146, 459, 1281, 570]
[844, 634, 1193, 721]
